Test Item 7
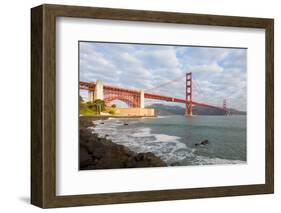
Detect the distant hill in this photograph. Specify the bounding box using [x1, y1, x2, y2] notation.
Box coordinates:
[146, 104, 246, 116]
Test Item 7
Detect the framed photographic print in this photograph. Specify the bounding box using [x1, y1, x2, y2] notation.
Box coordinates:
[31, 4, 274, 208]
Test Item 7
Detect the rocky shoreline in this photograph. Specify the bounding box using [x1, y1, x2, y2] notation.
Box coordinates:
[79, 116, 167, 170]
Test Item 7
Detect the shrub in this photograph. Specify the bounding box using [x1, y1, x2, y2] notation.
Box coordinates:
[108, 109, 115, 115]
[86, 102, 95, 110]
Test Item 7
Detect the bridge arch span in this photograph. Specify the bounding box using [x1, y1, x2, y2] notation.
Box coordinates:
[104, 96, 139, 108]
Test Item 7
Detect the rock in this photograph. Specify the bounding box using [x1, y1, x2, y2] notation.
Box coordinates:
[200, 140, 209, 145]
[124, 123, 129, 126]
[79, 146, 93, 168]
[79, 116, 167, 170]
[195, 139, 209, 146]
[133, 153, 166, 167]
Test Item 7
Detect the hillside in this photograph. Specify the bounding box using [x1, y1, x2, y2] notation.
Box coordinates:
[146, 104, 246, 116]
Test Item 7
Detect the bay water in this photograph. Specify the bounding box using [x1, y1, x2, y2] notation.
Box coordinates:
[91, 115, 247, 166]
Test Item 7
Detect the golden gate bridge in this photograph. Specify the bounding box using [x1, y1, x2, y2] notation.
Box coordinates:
[80, 72, 228, 116]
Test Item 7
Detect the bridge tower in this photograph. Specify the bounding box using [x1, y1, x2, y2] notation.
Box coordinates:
[185, 72, 193, 116]
[223, 99, 228, 115]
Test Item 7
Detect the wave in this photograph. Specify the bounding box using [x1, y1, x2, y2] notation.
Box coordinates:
[187, 155, 245, 165]
[91, 118, 245, 166]
[156, 115, 172, 119]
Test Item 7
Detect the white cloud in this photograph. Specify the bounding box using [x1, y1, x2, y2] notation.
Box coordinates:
[79, 42, 247, 111]
[179, 47, 230, 65]
[190, 62, 223, 73]
[136, 46, 179, 69]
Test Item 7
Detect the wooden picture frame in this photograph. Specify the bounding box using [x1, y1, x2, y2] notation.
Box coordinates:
[31, 4, 274, 208]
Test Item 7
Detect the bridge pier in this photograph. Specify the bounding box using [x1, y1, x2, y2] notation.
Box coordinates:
[88, 90, 94, 102]
[88, 80, 104, 102]
[94, 80, 104, 101]
[140, 89, 144, 108]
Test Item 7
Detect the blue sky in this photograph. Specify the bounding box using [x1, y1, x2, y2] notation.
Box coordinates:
[79, 42, 247, 111]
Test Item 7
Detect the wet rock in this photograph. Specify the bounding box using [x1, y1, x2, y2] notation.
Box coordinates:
[79, 116, 167, 170]
[133, 153, 166, 167]
[195, 139, 209, 146]
[79, 146, 92, 168]
[200, 139, 209, 145]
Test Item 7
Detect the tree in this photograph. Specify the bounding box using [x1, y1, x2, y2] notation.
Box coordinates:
[79, 95, 84, 102]
[111, 104, 116, 108]
[86, 101, 94, 110]
[94, 99, 105, 114]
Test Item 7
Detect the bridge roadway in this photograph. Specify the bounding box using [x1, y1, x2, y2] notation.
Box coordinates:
[80, 81, 225, 111]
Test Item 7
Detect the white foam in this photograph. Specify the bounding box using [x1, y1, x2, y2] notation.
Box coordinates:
[91, 118, 245, 166]
[193, 156, 246, 165]
[156, 116, 172, 119]
[154, 134, 181, 143]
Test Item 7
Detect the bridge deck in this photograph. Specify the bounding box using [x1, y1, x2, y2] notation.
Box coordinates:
[144, 92, 224, 110]
[80, 81, 225, 111]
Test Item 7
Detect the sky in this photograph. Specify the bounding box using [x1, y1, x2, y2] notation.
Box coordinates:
[79, 41, 247, 111]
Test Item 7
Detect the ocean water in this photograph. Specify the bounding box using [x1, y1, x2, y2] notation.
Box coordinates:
[90, 115, 247, 166]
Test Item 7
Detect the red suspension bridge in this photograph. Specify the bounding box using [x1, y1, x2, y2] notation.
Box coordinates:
[80, 72, 228, 116]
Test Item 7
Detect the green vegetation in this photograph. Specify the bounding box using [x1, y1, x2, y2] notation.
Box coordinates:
[80, 101, 97, 116]
[80, 98, 116, 116]
[108, 109, 115, 115]
[80, 107, 98, 116]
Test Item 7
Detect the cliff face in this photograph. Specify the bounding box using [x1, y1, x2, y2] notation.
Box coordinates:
[79, 117, 167, 170]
